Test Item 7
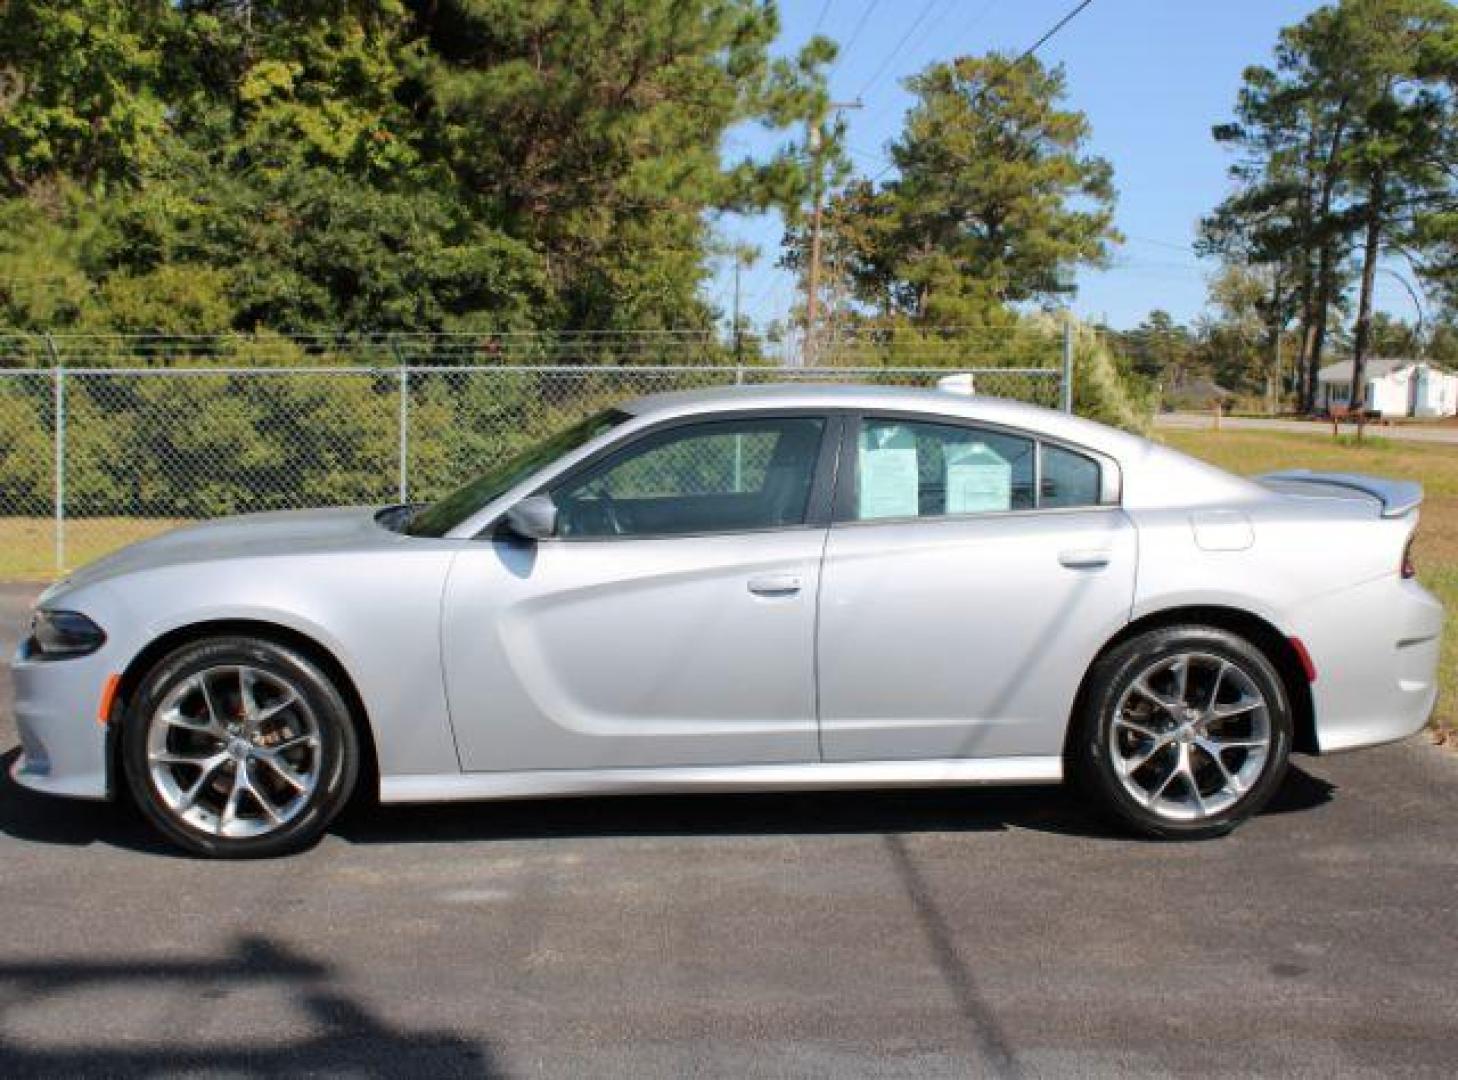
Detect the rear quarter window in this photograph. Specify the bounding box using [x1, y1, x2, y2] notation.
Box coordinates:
[1040, 444, 1102, 508]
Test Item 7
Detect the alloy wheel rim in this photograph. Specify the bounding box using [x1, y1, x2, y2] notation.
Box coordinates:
[146, 665, 322, 839]
[1109, 651, 1271, 823]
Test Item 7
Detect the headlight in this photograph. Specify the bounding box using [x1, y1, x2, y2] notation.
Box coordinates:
[25, 610, 107, 659]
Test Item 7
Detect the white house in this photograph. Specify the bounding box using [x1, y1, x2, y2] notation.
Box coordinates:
[1317, 357, 1458, 418]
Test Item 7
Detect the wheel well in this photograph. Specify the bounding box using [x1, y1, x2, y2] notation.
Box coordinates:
[111, 620, 380, 803]
[1066, 606, 1318, 757]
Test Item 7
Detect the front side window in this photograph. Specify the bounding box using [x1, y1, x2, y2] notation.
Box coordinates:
[555, 416, 826, 538]
[405, 409, 630, 537]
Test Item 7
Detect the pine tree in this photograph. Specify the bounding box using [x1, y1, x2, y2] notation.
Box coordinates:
[794, 54, 1118, 329]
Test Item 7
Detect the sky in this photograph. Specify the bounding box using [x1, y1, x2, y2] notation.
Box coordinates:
[707, 0, 1401, 334]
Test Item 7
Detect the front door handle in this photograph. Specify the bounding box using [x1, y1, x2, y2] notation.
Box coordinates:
[747, 574, 802, 597]
[1058, 549, 1112, 570]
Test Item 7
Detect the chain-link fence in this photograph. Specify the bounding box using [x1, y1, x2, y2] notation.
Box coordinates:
[0, 332, 1070, 579]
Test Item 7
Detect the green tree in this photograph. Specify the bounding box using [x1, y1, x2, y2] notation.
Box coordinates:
[0, 1, 173, 195]
[0, 1, 833, 338]
[1203, 6, 1362, 412]
[1366, 311, 1422, 358]
[1334, 0, 1457, 409]
[408, 0, 834, 333]
[0, 1, 850, 518]
[1196, 265, 1280, 400]
[1205, 0, 1458, 412]
[0, 198, 97, 335]
[1124, 310, 1194, 383]
[799, 54, 1118, 328]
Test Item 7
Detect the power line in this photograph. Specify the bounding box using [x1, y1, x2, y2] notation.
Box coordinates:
[812, 0, 833, 35]
[1125, 234, 1197, 254]
[1013, 0, 1097, 66]
[1105, 258, 1212, 276]
[845, 144, 889, 165]
[856, 0, 1004, 131]
[827, 0, 883, 79]
[876, 0, 994, 98]
[855, 0, 944, 99]
[948, 0, 1005, 48]
[866, 0, 1100, 183]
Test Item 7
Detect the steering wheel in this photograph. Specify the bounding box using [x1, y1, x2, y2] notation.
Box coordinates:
[596, 488, 626, 535]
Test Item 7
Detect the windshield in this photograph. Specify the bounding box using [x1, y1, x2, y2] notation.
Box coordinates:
[404, 409, 631, 537]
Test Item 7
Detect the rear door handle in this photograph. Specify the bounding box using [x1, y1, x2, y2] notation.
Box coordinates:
[747, 574, 802, 597]
[1058, 549, 1112, 570]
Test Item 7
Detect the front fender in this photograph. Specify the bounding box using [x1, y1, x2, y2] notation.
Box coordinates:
[42, 550, 463, 792]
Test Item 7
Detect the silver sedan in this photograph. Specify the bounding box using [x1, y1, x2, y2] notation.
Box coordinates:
[10, 385, 1444, 856]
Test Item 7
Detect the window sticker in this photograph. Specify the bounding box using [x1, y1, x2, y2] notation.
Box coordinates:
[945, 441, 1011, 514]
[858, 425, 920, 519]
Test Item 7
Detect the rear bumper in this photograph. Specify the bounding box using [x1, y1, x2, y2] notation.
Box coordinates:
[9, 647, 114, 801]
[1292, 576, 1444, 753]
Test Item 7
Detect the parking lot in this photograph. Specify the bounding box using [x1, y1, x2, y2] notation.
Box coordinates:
[2, 581, 1457, 1078]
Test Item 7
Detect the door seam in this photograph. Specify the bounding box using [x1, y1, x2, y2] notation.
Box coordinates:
[811, 416, 847, 763]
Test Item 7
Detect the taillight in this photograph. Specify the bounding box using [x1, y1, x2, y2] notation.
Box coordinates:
[1288, 636, 1318, 683]
[1402, 535, 1417, 579]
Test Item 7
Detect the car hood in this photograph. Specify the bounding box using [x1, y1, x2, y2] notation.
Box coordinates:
[44, 506, 393, 601]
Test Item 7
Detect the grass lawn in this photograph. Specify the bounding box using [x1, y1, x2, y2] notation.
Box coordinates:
[0, 518, 184, 582]
[1163, 429, 1456, 740]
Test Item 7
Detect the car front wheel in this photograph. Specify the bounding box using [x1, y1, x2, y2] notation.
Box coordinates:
[123, 635, 359, 858]
[1072, 626, 1293, 839]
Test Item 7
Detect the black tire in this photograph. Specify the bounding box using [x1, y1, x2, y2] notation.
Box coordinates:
[1070, 625, 1292, 840]
[123, 635, 359, 858]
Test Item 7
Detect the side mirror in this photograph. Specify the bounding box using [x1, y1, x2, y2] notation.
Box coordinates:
[503, 494, 558, 541]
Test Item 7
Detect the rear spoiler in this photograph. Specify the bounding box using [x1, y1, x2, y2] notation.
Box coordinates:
[1259, 470, 1423, 518]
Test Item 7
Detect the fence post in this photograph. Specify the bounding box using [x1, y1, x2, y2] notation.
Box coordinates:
[1060, 318, 1074, 414]
[45, 334, 65, 573]
[391, 336, 409, 504]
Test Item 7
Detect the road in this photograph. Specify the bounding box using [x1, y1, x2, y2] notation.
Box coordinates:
[1155, 411, 1458, 445]
[2, 581, 1458, 1078]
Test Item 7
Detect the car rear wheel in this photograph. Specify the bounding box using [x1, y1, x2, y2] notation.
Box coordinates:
[1072, 626, 1292, 839]
[123, 635, 359, 858]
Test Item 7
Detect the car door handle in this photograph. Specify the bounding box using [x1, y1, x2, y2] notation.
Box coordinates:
[747, 574, 802, 597]
[1058, 549, 1112, 570]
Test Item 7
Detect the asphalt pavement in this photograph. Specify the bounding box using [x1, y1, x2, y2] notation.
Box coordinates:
[2, 581, 1457, 1078]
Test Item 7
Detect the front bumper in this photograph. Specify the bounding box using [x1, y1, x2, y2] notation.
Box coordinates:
[1293, 575, 1445, 753]
[9, 645, 115, 801]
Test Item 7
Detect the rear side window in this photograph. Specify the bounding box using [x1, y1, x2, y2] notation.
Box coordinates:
[1040, 444, 1102, 508]
[851, 417, 1104, 521]
[855, 419, 1035, 520]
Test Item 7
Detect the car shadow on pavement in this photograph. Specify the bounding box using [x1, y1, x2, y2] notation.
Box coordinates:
[0, 745, 1336, 855]
[0, 748, 181, 857]
[331, 763, 1337, 848]
[0, 934, 499, 1078]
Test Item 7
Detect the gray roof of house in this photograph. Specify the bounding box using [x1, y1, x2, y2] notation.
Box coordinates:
[1167, 375, 1232, 400]
[1317, 357, 1409, 382]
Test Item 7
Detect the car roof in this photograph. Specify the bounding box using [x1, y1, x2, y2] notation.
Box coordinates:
[623, 382, 1145, 460]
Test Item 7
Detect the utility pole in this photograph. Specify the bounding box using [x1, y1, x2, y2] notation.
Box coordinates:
[1267, 267, 1283, 416]
[732, 254, 743, 365]
[1271, 329, 1282, 416]
[804, 128, 824, 368]
[804, 99, 861, 366]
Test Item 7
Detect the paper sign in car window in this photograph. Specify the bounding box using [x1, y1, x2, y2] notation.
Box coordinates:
[945, 441, 1011, 514]
[858, 425, 920, 519]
